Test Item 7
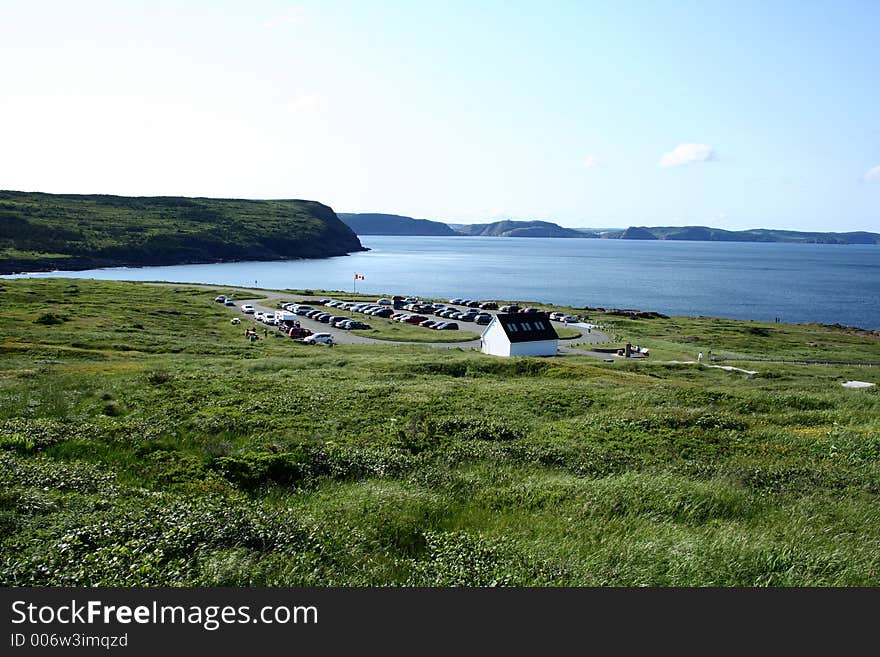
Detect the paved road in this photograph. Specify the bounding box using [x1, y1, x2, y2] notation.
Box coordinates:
[152, 283, 611, 354]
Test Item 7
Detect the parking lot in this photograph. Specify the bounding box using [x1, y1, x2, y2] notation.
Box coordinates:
[210, 287, 610, 352]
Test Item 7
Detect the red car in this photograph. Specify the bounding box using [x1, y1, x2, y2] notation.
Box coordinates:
[403, 315, 428, 324]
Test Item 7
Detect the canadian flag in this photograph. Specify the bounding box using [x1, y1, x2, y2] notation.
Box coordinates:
[355, 273, 365, 280]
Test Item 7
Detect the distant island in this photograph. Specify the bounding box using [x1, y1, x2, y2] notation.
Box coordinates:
[342, 212, 880, 244]
[454, 220, 590, 238]
[0, 191, 366, 275]
[338, 213, 458, 236]
[610, 226, 880, 244]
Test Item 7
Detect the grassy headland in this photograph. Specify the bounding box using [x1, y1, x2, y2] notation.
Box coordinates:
[1, 278, 878, 586]
[0, 190, 365, 274]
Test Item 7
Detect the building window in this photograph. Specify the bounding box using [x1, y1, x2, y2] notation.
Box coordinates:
[521, 322, 531, 331]
[535, 320, 545, 329]
[508, 324, 518, 332]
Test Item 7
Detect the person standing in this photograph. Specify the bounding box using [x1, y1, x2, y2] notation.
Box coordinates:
[698, 351, 703, 363]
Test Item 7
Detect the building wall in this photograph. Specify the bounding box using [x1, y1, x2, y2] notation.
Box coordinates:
[481, 322, 511, 357]
[509, 339, 558, 357]
[481, 322, 558, 357]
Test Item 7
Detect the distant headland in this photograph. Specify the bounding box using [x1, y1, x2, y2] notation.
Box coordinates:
[339, 213, 880, 244]
[0, 191, 366, 275]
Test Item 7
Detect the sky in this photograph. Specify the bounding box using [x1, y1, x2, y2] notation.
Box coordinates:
[1, 0, 879, 231]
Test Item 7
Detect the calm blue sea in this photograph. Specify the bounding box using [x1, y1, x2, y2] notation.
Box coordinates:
[5, 236, 880, 329]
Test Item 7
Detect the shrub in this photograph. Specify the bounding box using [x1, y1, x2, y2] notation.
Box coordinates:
[34, 313, 67, 325]
[146, 369, 173, 385]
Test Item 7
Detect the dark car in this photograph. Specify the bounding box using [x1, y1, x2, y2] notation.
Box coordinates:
[420, 319, 437, 328]
[499, 305, 520, 313]
[466, 300, 481, 308]
[474, 314, 492, 325]
[347, 321, 371, 330]
[437, 322, 459, 330]
[316, 313, 332, 323]
[478, 301, 498, 310]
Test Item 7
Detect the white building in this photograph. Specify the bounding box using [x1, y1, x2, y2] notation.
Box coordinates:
[480, 313, 559, 357]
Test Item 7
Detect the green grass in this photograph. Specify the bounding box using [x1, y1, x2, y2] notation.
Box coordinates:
[351, 319, 480, 343]
[556, 327, 581, 339]
[0, 278, 878, 586]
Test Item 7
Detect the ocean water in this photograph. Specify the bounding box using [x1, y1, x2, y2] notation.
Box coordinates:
[6, 236, 880, 329]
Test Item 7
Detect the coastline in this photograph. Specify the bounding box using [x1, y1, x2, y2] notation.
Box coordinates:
[0, 246, 371, 277]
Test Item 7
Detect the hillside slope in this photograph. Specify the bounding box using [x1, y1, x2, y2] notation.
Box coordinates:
[338, 213, 459, 236]
[610, 225, 880, 243]
[456, 220, 592, 238]
[0, 190, 366, 274]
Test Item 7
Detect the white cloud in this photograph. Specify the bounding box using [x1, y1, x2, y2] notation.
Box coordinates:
[865, 165, 880, 182]
[583, 155, 601, 169]
[659, 143, 717, 167]
[286, 93, 321, 113]
[264, 7, 306, 29]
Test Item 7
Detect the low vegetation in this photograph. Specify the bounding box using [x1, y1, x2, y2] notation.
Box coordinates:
[1, 278, 878, 586]
[0, 190, 364, 274]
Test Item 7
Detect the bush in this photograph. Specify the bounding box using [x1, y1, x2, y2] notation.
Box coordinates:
[34, 313, 67, 325]
[146, 369, 173, 385]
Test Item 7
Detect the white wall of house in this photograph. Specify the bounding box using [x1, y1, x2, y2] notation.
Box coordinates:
[480, 320, 558, 357]
[481, 321, 511, 356]
[510, 339, 558, 357]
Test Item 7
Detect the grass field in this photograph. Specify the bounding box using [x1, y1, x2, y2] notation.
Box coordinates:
[1, 278, 878, 586]
[351, 320, 480, 343]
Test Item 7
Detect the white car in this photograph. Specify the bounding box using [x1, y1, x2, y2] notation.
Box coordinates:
[241, 304, 255, 314]
[303, 332, 334, 345]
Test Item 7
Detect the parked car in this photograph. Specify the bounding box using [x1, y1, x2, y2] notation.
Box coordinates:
[241, 304, 255, 314]
[373, 308, 393, 318]
[499, 305, 520, 313]
[347, 321, 371, 330]
[224, 299, 236, 306]
[420, 320, 437, 328]
[403, 315, 428, 324]
[376, 298, 392, 305]
[478, 302, 498, 310]
[449, 298, 463, 304]
[294, 306, 315, 315]
[522, 307, 541, 314]
[316, 313, 332, 323]
[475, 314, 492, 325]
[562, 315, 578, 323]
[303, 333, 334, 345]
[215, 295, 227, 303]
[287, 326, 312, 339]
[549, 312, 565, 321]
[437, 322, 459, 330]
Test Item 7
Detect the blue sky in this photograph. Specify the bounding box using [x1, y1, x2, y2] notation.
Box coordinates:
[2, 0, 878, 231]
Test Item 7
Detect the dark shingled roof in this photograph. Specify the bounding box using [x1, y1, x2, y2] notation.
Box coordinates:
[493, 313, 559, 343]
